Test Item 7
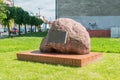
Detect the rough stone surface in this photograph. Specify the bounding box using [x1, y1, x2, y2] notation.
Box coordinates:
[40, 18, 90, 55]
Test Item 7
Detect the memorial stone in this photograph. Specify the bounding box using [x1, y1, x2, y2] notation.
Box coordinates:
[48, 30, 67, 44]
[40, 18, 90, 55]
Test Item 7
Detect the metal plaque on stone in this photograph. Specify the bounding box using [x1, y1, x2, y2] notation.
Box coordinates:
[48, 30, 67, 44]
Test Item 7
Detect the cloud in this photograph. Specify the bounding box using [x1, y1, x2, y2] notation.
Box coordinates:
[14, 0, 55, 20]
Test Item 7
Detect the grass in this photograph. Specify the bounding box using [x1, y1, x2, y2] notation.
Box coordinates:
[91, 38, 120, 53]
[0, 32, 120, 80]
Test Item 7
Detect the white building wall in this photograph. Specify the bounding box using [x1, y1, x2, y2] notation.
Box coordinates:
[56, 0, 120, 30]
[60, 16, 120, 30]
[111, 27, 120, 38]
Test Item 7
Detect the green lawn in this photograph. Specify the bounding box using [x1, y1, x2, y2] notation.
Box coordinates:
[91, 38, 120, 53]
[0, 32, 120, 80]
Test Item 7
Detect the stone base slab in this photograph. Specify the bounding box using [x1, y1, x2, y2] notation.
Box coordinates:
[17, 50, 103, 67]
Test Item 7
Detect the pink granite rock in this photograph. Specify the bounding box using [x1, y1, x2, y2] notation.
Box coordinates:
[40, 18, 90, 55]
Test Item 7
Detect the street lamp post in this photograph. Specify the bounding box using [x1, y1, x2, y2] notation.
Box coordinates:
[12, 0, 14, 6]
[38, 8, 43, 32]
[38, 8, 41, 18]
[38, 8, 43, 18]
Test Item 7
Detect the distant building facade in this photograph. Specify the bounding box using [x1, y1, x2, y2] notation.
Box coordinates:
[56, 0, 120, 37]
[4, 0, 13, 6]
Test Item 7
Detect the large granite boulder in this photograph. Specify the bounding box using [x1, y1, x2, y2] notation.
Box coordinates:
[40, 18, 90, 55]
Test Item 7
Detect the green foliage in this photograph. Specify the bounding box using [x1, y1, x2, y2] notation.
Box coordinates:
[14, 7, 24, 25]
[6, 6, 16, 19]
[0, 0, 6, 22]
[14, 7, 25, 35]
[33, 17, 43, 27]
[0, 34, 120, 80]
[4, 6, 43, 27]
[2, 6, 16, 26]
[28, 16, 43, 32]
[2, 6, 17, 36]
[29, 16, 36, 26]
[22, 11, 29, 33]
[1, 5, 44, 36]
[22, 11, 29, 25]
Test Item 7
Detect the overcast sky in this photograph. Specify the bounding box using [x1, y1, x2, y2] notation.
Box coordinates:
[14, 0, 55, 20]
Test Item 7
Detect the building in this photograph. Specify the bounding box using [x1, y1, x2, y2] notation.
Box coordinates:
[4, 0, 13, 6]
[56, 0, 120, 37]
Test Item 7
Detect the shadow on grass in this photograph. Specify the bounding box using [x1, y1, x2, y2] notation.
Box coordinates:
[0, 32, 47, 40]
[20, 32, 47, 37]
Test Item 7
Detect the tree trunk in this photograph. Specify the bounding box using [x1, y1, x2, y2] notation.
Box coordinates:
[31, 25, 32, 33]
[4, 25, 6, 32]
[18, 24, 21, 35]
[35, 26, 36, 32]
[7, 23, 11, 37]
[39, 25, 41, 32]
[25, 24, 27, 34]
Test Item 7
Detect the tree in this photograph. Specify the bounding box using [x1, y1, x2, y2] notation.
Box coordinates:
[34, 17, 43, 32]
[29, 16, 43, 33]
[23, 11, 30, 34]
[1, 3, 43, 37]
[29, 16, 36, 33]
[2, 6, 16, 36]
[14, 7, 24, 35]
[2, 5, 32, 36]
[0, 0, 6, 23]
[34, 18, 39, 32]
[37, 18, 43, 32]
[37, 18, 44, 32]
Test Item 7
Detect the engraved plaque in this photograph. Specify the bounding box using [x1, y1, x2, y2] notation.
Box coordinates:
[48, 30, 67, 44]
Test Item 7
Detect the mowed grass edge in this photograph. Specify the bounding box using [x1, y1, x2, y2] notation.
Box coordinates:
[91, 38, 120, 53]
[0, 32, 120, 80]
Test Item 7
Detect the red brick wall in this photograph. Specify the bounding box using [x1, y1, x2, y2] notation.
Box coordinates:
[87, 30, 110, 37]
[17, 51, 103, 67]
